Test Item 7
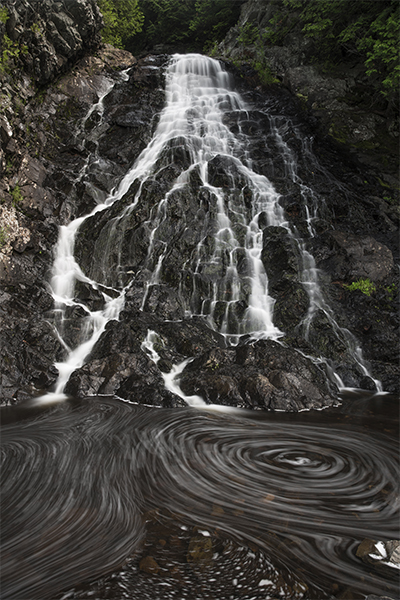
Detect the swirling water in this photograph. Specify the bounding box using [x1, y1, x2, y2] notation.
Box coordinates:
[1, 393, 399, 599]
[3, 54, 398, 600]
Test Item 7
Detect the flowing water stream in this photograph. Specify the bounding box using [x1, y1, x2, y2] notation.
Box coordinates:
[44, 53, 378, 397]
[1, 54, 398, 599]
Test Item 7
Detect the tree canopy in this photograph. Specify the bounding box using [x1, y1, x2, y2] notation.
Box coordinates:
[97, 0, 144, 48]
[98, 0, 245, 53]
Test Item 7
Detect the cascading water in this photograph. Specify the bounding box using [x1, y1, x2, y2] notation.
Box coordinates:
[269, 117, 383, 391]
[143, 54, 288, 341]
[1, 53, 397, 600]
[43, 75, 127, 401]
[45, 52, 381, 400]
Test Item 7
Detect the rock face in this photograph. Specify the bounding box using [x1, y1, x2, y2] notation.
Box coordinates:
[179, 341, 335, 411]
[217, 0, 399, 193]
[0, 2, 398, 406]
[3, 0, 103, 85]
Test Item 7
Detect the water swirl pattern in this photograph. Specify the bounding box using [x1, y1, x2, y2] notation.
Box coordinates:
[2, 53, 398, 600]
[1, 397, 398, 599]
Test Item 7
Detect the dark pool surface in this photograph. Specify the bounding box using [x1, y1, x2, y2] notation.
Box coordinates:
[1, 391, 399, 599]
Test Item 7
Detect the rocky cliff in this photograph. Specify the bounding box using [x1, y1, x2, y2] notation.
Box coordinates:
[0, 0, 399, 406]
[217, 0, 399, 191]
[0, 0, 134, 402]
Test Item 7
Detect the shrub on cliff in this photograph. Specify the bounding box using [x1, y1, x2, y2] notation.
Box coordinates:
[269, 0, 399, 103]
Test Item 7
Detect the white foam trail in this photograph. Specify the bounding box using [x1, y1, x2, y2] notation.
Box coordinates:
[141, 330, 206, 407]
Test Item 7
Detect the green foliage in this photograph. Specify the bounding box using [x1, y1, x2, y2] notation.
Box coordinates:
[0, 226, 8, 248]
[1, 6, 28, 73]
[0, 33, 28, 74]
[253, 61, 279, 85]
[385, 283, 397, 301]
[98, 0, 144, 48]
[0, 6, 8, 24]
[235, 15, 281, 87]
[281, 0, 399, 98]
[344, 278, 376, 296]
[261, 9, 296, 46]
[139, 0, 194, 46]
[30, 22, 42, 34]
[131, 0, 244, 52]
[237, 22, 258, 45]
[189, 0, 244, 49]
[11, 184, 23, 207]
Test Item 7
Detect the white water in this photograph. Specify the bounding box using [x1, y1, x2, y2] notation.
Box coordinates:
[141, 330, 206, 407]
[39, 53, 381, 403]
[269, 117, 382, 391]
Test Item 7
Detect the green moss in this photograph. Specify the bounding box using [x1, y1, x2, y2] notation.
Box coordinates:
[30, 22, 42, 34]
[352, 140, 379, 151]
[0, 226, 8, 248]
[344, 278, 376, 296]
[0, 6, 8, 24]
[385, 283, 397, 301]
[296, 92, 309, 110]
[328, 122, 348, 144]
[0, 34, 28, 73]
[11, 184, 23, 207]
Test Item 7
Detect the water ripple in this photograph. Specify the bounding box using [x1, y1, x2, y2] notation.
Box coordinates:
[1, 398, 398, 599]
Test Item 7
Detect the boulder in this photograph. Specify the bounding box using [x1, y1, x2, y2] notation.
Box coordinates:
[179, 339, 336, 411]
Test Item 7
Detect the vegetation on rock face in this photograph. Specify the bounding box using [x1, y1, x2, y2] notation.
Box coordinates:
[0, 226, 8, 248]
[0, 7, 28, 74]
[264, 0, 399, 103]
[10, 184, 23, 208]
[344, 278, 376, 296]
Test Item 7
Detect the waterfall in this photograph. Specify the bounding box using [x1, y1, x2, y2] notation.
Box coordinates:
[154, 54, 285, 341]
[269, 117, 382, 390]
[42, 53, 381, 402]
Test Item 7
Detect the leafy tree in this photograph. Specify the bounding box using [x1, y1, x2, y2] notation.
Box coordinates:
[98, 0, 144, 48]
[131, 0, 244, 52]
[131, 0, 194, 50]
[189, 0, 245, 49]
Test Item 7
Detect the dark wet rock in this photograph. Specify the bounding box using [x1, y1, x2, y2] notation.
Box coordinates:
[311, 231, 394, 283]
[64, 320, 185, 407]
[3, 0, 103, 85]
[157, 317, 226, 362]
[142, 285, 185, 321]
[261, 226, 309, 333]
[356, 538, 400, 586]
[187, 533, 213, 568]
[208, 155, 243, 188]
[365, 597, 397, 600]
[179, 340, 336, 411]
[0, 318, 62, 403]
